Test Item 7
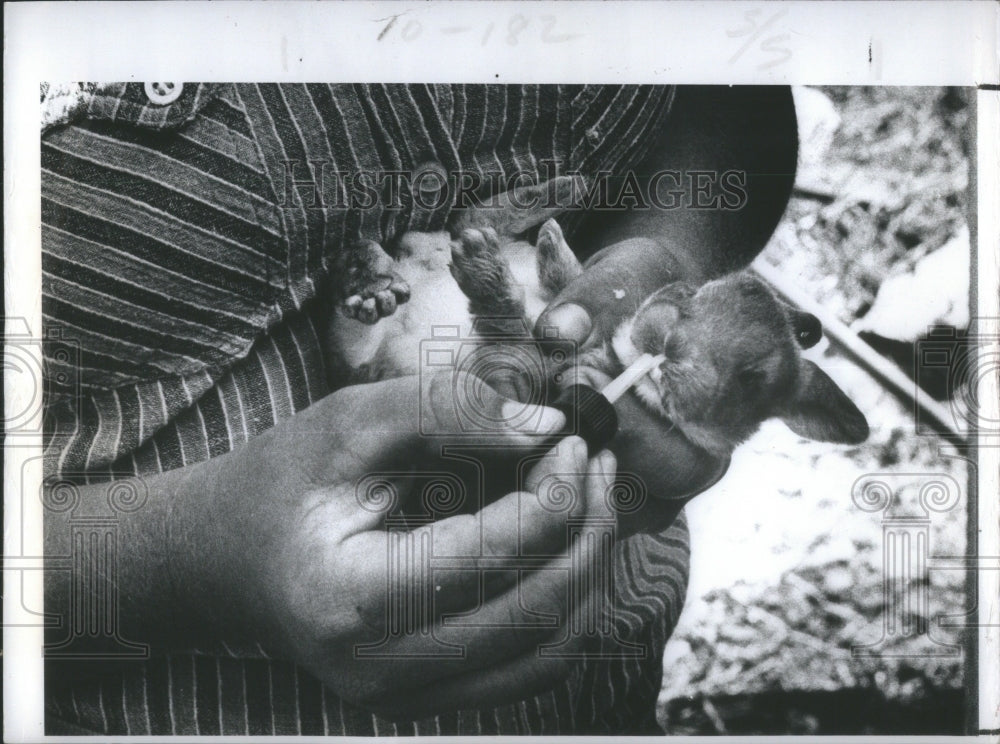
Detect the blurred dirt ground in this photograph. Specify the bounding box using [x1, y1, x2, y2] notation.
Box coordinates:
[656, 87, 972, 735]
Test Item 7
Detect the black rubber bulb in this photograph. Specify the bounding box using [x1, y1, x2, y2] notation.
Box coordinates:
[549, 383, 619, 453]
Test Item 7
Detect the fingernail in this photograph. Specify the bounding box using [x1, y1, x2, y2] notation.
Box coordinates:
[502, 400, 566, 434]
[543, 303, 592, 343]
[571, 436, 587, 465]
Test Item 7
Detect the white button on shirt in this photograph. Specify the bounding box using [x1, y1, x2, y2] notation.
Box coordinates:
[144, 82, 183, 105]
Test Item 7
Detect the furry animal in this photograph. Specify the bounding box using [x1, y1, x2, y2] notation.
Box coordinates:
[325, 179, 868, 457]
[608, 273, 869, 457]
[325, 178, 582, 383]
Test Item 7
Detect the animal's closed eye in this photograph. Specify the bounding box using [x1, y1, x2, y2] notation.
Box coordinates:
[662, 336, 682, 360]
[737, 367, 765, 389]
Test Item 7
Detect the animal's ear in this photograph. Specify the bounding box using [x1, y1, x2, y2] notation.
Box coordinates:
[536, 218, 582, 296]
[452, 175, 584, 237]
[779, 360, 869, 444]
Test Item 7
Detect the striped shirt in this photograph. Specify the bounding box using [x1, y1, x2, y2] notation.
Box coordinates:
[42, 83, 690, 734]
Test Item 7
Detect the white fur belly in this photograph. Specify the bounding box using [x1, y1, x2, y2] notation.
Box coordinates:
[328, 238, 474, 378]
[372, 271, 473, 376]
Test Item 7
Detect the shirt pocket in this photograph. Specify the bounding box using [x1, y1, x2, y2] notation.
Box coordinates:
[41, 84, 288, 393]
[46, 82, 231, 131]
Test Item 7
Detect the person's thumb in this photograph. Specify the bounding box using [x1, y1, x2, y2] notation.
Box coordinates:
[535, 302, 593, 346]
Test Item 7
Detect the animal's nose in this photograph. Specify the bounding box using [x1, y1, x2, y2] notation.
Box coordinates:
[792, 311, 823, 349]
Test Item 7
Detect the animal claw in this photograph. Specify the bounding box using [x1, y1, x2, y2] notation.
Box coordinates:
[357, 297, 379, 324]
[457, 227, 501, 257]
[374, 289, 397, 316]
[536, 219, 560, 249]
[389, 280, 410, 304]
[338, 239, 411, 324]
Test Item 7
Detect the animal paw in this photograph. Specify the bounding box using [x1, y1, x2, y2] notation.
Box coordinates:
[451, 227, 501, 263]
[449, 227, 503, 293]
[535, 217, 582, 296]
[536, 218, 564, 252]
[339, 239, 410, 325]
[449, 227, 523, 319]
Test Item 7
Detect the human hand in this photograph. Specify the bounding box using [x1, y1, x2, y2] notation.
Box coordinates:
[534, 241, 729, 531]
[180, 371, 620, 720]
